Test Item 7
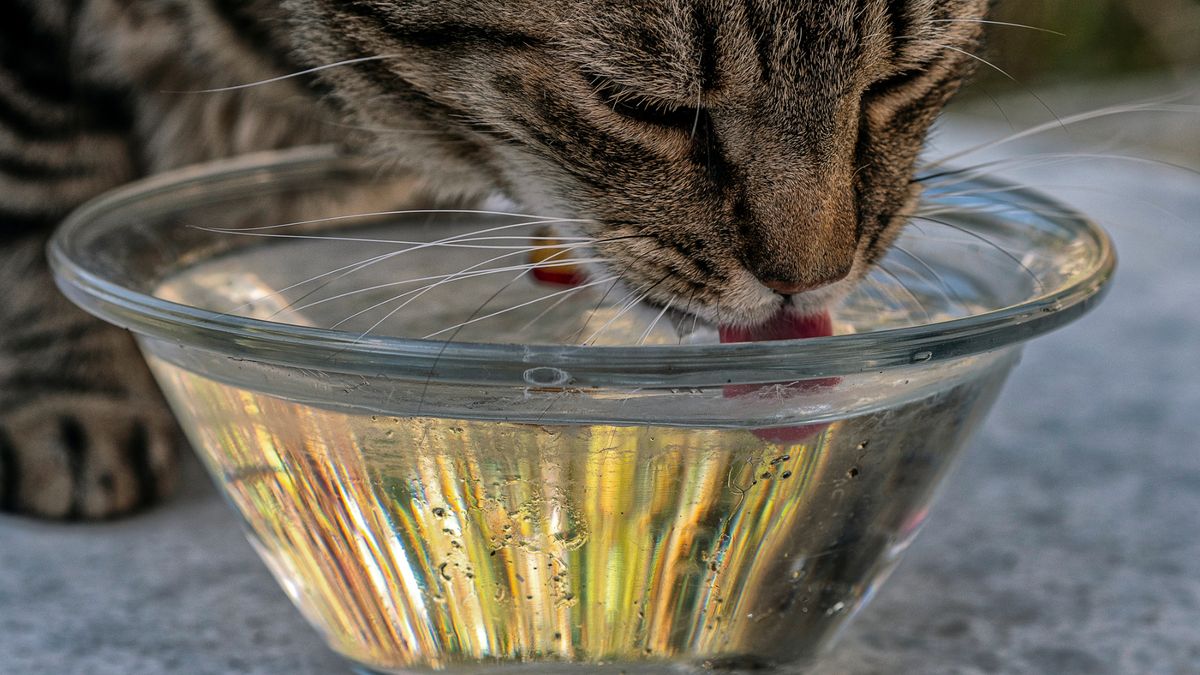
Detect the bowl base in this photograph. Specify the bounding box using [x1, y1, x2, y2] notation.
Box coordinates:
[349, 653, 810, 674]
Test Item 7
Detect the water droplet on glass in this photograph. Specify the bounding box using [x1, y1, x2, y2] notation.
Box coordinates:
[523, 366, 570, 387]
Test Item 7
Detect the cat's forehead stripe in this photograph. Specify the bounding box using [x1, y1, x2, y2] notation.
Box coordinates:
[565, 1, 978, 103]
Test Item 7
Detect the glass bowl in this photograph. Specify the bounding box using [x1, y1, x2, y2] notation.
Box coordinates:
[49, 146, 1114, 674]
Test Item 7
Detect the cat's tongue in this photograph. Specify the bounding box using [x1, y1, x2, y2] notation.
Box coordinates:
[718, 311, 833, 344]
[719, 311, 836, 445]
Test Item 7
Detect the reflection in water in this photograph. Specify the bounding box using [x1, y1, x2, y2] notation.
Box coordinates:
[150, 355, 1006, 672]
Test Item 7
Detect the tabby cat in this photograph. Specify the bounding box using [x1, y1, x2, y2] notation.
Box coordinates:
[0, 0, 987, 519]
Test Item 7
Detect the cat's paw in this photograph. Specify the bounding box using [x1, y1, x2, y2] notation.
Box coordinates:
[0, 395, 179, 520]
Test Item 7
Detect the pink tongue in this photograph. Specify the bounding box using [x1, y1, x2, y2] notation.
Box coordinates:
[719, 311, 833, 343]
[719, 311, 836, 445]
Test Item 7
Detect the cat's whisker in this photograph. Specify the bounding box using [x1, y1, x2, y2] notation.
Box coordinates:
[903, 39, 1016, 82]
[637, 298, 675, 346]
[579, 283, 649, 346]
[913, 39, 1069, 134]
[353, 233, 604, 341]
[517, 293, 578, 336]
[890, 243, 967, 310]
[583, 288, 650, 347]
[929, 19, 1066, 36]
[910, 215, 1045, 292]
[921, 152, 1200, 187]
[918, 201, 1081, 222]
[689, 298, 703, 338]
[677, 291, 698, 345]
[564, 245, 659, 344]
[196, 211, 588, 233]
[972, 85, 1019, 134]
[189, 227, 596, 250]
[919, 182, 1048, 201]
[332, 250, 542, 329]
[585, 274, 673, 346]
[855, 274, 891, 311]
[256, 227, 583, 318]
[413, 260, 598, 416]
[690, 82, 704, 141]
[288, 257, 607, 315]
[202, 227, 599, 320]
[253, 209, 588, 231]
[421, 276, 618, 340]
[919, 157, 1099, 188]
[201, 218, 596, 311]
[944, 183, 1192, 229]
[332, 242, 593, 330]
[266, 217, 612, 316]
[217, 248, 400, 320]
[862, 274, 906, 315]
[925, 97, 1200, 170]
[165, 54, 406, 94]
[873, 264, 933, 323]
[916, 199, 1089, 228]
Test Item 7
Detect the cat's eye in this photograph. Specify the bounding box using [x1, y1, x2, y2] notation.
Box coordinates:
[585, 72, 700, 131]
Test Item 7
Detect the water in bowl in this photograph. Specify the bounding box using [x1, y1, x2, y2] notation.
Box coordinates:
[147, 215, 1012, 673]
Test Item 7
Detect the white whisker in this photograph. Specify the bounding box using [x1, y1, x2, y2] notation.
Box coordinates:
[637, 299, 675, 346]
[517, 293, 578, 336]
[921, 152, 1200, 189]
[289, 257, 605, 314]
[190, 227, 594, 250]
[913, 39, 1069, 134]
[929, 19, 1066, 36]
[891, 243, 966, 309]
[422, 277, 618, 340]
[863, 274, 907, 314]
[165, 55, 406, 94]
[912, 215, 1045, 292]
[926, 97, 1200, 170]
[249, 217, 599, 318]
[583, 287, 651, 346]
[218, 248, 399, 319]
[875, 263, 932, 323]
[199, 211, 587, 233]
[583, 273, 673, 345]
[332, 243, 594, 330]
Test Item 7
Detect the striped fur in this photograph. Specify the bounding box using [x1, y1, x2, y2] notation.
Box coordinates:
[1, 0, 987, 518]
[0, 0, 334, 518]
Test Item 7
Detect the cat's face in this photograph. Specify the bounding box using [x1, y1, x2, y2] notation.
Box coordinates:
[287, 0, 987, 327]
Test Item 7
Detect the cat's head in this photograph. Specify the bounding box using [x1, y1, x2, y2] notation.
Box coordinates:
[287, 0, 987, 327]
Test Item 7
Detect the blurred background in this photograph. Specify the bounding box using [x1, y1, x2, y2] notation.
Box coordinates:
[986, 0, 1200, 85]
[948, 0, 1199, 166]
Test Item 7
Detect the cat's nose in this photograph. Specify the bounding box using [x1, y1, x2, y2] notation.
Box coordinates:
[757, 269, 850, 296]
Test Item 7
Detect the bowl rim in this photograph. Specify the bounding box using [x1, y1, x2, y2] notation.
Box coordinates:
[48, 145, 1117, 387]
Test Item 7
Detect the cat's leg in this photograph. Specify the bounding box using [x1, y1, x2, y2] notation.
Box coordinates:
[0, 236, 179, 519]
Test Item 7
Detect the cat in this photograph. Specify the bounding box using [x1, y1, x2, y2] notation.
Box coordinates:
[0, 0, 987, 519]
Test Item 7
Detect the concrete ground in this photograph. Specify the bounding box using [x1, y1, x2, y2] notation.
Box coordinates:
[2, 85, 1197, 674]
